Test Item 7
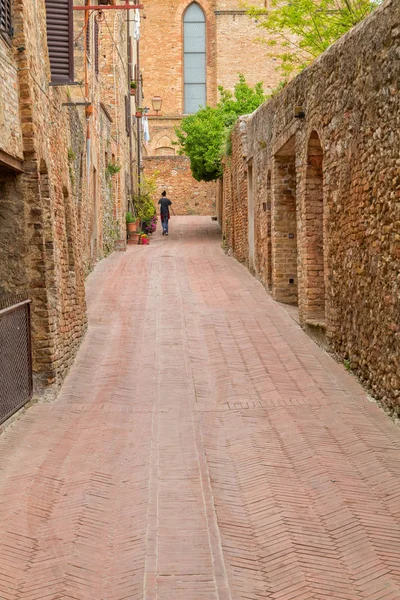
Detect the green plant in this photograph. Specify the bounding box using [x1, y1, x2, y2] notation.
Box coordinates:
[245, 0, 381, 78]
[126, 211, 136, 224]
[130, 81, 137, 89]
[140, 232, 148, 238]
[132, 172, 158, 226]
[175, 75, 266, 182]
[106, 161, 122, 179]
[134, 195, 156, 225]
[344, 358, 351, 371]
[67, 147, 76, 162]
[67, 148, 76, 187]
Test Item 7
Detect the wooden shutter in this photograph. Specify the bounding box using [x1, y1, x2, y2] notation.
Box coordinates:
[86, 16, 90, 58]
[0, 0, 12, 37]
[45, 0, 74, 84]
[94, 19, 99, 75]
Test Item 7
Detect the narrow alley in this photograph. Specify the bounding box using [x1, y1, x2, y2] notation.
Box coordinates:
[0, 217, 399, 600]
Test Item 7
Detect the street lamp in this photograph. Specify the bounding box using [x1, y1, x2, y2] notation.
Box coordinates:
[135, 96, 163, 118]
[151, 95, 162, 115]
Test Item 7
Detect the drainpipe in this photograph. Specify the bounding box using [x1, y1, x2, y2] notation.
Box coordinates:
[84, 0, 91, 191]
[136, 39, 142, 191]
[127, 0, 134, 206]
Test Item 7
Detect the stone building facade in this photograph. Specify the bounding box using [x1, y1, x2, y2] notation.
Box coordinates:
[140, 0, 283, 214]
[219, 0, 400, 414]
[0, 0, 138, 392]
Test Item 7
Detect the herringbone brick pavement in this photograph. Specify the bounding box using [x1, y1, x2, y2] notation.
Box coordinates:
[0, 217, 399, 600]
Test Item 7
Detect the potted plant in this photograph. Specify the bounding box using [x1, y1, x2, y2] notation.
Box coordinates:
[128, 233, 140, 245]
[130, 81, 137, 96]
[126, 210, 139, 233]
[140, 232, 150, 245]
[145, 215, 158, 235]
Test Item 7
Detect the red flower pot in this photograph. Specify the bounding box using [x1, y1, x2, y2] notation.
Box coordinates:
[141, 237, 150, 245]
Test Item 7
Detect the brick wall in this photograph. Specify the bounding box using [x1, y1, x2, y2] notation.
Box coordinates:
[140, 0, 283, 216]
[144, 155, 215, 215]
[0, 0, 137, 393]
[221, 0, 400, 414]
[215, 7, 282, 94]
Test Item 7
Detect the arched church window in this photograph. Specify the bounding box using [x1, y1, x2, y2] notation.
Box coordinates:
[183, 3, 206, 114]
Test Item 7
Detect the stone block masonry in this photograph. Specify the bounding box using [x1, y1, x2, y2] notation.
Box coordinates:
[220, 0, 400, 414]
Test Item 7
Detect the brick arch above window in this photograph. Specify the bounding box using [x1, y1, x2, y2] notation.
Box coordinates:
[155, 135, 176, 156]
[155, 147, 176, 157]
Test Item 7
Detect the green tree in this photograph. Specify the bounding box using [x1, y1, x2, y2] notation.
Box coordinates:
[246, 0, 381, 77]
[175, 75, 266, 182]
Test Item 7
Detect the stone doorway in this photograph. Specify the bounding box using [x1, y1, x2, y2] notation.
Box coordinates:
[247, 162, 255, 271]
[272, 136, 298, 305]
[266, 170, 272, 290]
[302, 131, 325, 323]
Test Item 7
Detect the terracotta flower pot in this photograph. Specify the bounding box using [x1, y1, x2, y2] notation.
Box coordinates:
[128, 233, 140, 245]
[127, 221, 139, 233]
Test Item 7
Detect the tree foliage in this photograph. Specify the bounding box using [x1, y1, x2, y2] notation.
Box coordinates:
[175, 75, 266, 182]
[246, 0, 381, 77]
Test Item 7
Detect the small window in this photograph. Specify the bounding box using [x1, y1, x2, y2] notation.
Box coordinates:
[183, 3, 206, 114]
[0, 0, 12, 43]
[45, 0, 74, 84]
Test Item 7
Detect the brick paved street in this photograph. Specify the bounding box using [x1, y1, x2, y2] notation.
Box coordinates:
[0, 217, 400, 600]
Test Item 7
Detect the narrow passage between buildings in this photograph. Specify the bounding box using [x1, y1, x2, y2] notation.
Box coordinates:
[0, 217, 399, 600]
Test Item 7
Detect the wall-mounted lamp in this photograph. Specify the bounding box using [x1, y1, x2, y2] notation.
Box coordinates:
[136, 96, 163, 118]
[294, 105, 305, 119]
[151, 95, 162, 114]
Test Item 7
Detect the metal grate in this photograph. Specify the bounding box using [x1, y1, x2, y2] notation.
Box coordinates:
[0, 300, 33, 425]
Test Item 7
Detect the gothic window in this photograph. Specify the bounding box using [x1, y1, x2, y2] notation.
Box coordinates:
[183, 3, 206, 114]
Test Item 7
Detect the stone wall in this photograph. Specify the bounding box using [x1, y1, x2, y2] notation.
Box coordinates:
[221, 0, 400, 414]
[144, 155, 215, 215]
[0, 34, 23, 163]
[0, 0, 137, 393]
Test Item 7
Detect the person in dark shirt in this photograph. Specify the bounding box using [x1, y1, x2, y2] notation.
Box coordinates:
[158, 190, 172, 236]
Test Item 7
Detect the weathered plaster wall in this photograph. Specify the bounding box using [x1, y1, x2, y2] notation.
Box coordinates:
[221, 0, 400, 413]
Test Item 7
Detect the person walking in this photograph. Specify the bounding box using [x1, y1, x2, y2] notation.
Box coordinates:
[158, 190, 172, 236]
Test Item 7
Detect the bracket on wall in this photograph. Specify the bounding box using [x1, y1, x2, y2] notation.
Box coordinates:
[294, 106, 305, 119]
[62, 102, 91, 107]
